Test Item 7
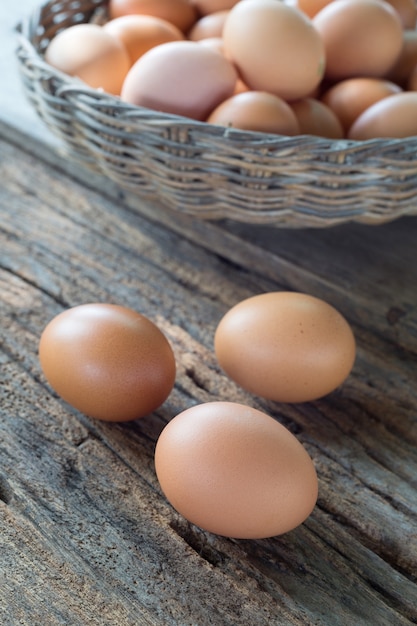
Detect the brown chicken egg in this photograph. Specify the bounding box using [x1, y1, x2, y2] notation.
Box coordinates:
[348, 91, 417, 139]
[154, 401, 318, 539]
[103, 15, 184, 65]
[44, 23, 131, 95]
[207, 91, 300, 135]
[121, 40, 237, 120]
[39, 303, 176, 422]
[313, 0, 403, 81]
[385, 29, 417, 87]
[223, 0, 325, 101]
[321, 77, 402, 133]
[108, 0, 198, 33]
[214, 292, 356, 403]
[383, 0, 417, 29]
[290, 97, 344, 138]
[191, 0, 240, 16]
[296, 0, 333, 19]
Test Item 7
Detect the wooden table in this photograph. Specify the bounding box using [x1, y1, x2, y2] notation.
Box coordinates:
[1, 3, 417, 624]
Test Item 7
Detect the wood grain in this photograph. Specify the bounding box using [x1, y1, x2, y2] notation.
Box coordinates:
[1, 131, 417, 625]
[1, 1, 417, 623]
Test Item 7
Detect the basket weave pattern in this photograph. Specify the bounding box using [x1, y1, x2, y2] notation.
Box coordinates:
[16, 0, 417, 227]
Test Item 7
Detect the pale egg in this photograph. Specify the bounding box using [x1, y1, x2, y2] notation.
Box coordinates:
[121, 40, 237, 120]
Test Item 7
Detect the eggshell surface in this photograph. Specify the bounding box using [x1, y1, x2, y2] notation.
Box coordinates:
[214, 292, 356, 403]
[44, 24, 131, 95]
[39, 303, 176, 422]
[154, 402, 318, 538]
[321, 78, 402, 133]
[103, 15, 184, 65]
[290, 97, 344, 138]
[121, 40, 237, 120]
[222, 0, 325, 101]
[348, 91, 417, 139]
[208, 91, 300, 135]
[108, 0, 198, 33]
[313, 0, 403, 80]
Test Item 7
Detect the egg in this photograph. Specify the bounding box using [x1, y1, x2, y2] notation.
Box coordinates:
[214, 292, 356, 403]
[39, 303, 176, 422]
[385, 29, 417, 87]
[207, 91, 300, 135]
[44, 24, 131, 95]
[383, 0, 417, 29]
[197, 36, 225, 55]
[154, 401, 318, 538]
[313, 0, 403, 81]
[290, 97, 344, 138]
[321, 77, 402, 133]
[295, 0, 333, 19]
[108, 0, 198, 33]
[121, 40, 237, 120]
[103, 15, 184, 66]
[348, 91, 417, 139]
[191, 0, 240, 16]
[408, 61, 417, 91]
[188, 10, 229, 41]
[222, 0, 325, 101]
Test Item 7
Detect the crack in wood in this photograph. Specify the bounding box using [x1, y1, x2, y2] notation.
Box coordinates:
[185, 365, 211, 392]
[169, 519, 225, 568]
[0, 475, 12, 505]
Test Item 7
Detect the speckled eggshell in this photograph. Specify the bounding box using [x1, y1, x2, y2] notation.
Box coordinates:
[214, 292, 356, 403]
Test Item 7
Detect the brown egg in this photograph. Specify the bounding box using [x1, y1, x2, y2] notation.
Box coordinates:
[121, 40, 237, 120]
[214, 292, 356, 403]
[103, 15, 184, 65]
[296, 0, 333, 19]
[108, 0, 198, 33]
[383, 0, 417, 29]
[408, 61, 417, 90]
[321, 77, 402, 133]
[191, 0, 240, 16]
[154, 401, 318, 538]
[386, 30, 417, 87]
[207, 91, 300, 135]
[44, 24, 131, 95]
[290, 97, 344, 138]
[223, 0, 325, 101]
[39, 304, 176, 422]
[348, 92, 417, 139]
[313, 0, 403, 81]
[188, 10, 229, 40]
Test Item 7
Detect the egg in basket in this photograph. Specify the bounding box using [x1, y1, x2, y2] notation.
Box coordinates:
[15, 0, 417, 227]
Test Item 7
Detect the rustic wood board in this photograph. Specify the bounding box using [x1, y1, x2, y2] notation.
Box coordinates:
[1, 1, 417, 624]
[1, 131, 417, 625]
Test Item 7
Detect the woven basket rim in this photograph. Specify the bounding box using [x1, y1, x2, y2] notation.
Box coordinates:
[14, 0, 417, 228]
[15, 1, 417, 151]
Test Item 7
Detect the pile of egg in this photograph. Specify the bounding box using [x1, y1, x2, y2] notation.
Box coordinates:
[45, 0, 417, 140]
[39, 292, 356, 539]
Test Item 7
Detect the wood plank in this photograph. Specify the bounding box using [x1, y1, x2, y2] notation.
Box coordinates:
[1, 2, 417, 624]
[1, 135, 416, 625]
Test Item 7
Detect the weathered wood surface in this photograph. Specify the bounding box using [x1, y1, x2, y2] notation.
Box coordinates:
[1, 2, 417, 625]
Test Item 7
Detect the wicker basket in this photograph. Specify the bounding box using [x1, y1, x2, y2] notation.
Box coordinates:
[15, 0, 417, 227]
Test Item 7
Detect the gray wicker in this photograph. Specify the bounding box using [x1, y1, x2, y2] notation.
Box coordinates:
[15, 0, 417, 227]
